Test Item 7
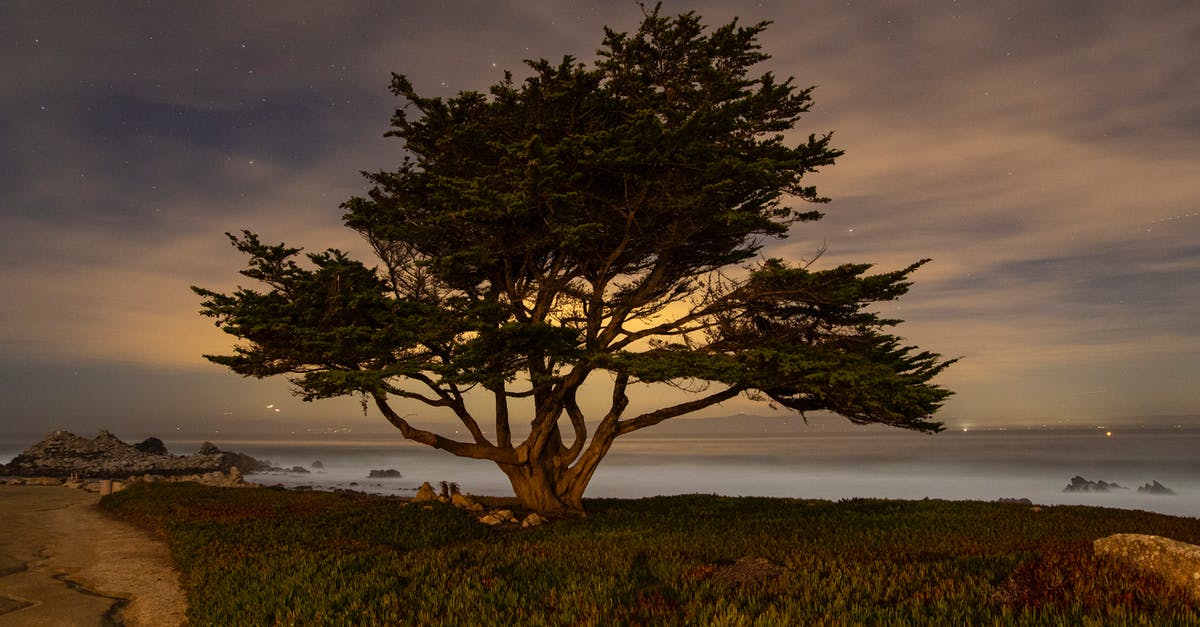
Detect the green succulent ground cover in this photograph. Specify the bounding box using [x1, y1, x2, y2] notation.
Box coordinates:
[101, 483, 1200, 626]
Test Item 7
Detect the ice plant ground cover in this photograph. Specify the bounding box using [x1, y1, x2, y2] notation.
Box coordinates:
[103, 483, 1200, 625]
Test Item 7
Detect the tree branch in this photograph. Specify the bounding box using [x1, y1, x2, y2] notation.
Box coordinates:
[409, 372, 491, 446]
[373, 394, 516, 463]
[556, 392, 588, 469]
[379, 385, 451, 407]
[616, 386, 743, 435]
[597, 259, 672, 348]
[494, 384, 512, 449]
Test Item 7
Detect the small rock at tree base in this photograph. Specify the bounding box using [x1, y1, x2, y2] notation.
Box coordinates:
[479, 511, 510, 526]
[479, 509, 518, 526]
[521, 513, 547, 527]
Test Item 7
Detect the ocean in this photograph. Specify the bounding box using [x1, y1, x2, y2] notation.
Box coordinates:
[7, 427, 1190, 517]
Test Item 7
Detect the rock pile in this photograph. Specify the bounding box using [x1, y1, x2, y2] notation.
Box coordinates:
[410, 480, 547, 528]
[1137, 480, 1176, 495]
[0, 430, 269, 479]
[1062, 476, 1178, 495]
[1062, 476, 1125, 492]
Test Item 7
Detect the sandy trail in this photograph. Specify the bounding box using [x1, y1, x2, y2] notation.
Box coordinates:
[0, 485, 187, 626]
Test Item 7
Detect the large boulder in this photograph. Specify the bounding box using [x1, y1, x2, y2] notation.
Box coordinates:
[2, 430, 269, 478]
[1095, 534, 1200, 600]
[218, 449, 272, 474]
[133, 437, 168, 455]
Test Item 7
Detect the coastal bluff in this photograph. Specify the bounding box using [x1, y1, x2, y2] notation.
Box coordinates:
[0, 429, 267, 478]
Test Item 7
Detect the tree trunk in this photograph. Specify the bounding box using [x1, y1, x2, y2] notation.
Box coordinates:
[498, 461, 586, 516]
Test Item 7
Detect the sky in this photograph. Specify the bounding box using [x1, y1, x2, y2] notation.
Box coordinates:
[1, 1, 1198, 439]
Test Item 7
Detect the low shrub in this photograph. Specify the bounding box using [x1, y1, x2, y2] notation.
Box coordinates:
[102, 485, 1200, 625]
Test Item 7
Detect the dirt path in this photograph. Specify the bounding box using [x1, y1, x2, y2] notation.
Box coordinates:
[0, 485, 187, 626]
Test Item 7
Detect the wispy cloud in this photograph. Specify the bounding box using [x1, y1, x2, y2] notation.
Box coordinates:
[1, 1, 1196, 432]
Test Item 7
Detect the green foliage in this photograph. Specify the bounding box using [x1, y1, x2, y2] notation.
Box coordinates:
[103, 485, 1200, 626]
[193, 6, 955, 512]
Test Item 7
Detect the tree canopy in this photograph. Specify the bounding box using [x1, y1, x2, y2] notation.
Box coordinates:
[194, 7, 953, 514]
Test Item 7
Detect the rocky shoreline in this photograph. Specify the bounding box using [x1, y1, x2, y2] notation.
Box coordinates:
[0, 431, 547, 527]
[3, 469, 249, 492]
[0, 430, 274, 490]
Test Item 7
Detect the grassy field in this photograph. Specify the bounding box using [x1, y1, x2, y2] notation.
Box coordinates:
[101, 483, 1200, 625]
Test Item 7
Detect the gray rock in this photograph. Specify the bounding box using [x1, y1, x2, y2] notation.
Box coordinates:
[1094, 534, 1200, 600]
[368, 469, 402, 478]
[1063, 475, 1125, 492]
[133, 437, 168, 455]
[1137, 480, 1176, 495]
[3, 430, 269, 478]
[311, 460, 324, 469]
